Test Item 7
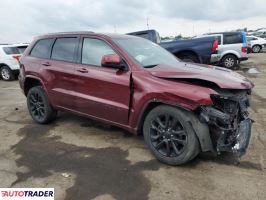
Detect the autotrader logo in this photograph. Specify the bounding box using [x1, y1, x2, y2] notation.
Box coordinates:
[0, 188, 54, 200]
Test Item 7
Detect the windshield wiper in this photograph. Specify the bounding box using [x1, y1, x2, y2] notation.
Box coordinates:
[143, 64, 158, 68]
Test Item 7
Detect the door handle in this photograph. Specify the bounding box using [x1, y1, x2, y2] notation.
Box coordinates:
[41, 62, 51, 66]
[77, 68, 89, 73]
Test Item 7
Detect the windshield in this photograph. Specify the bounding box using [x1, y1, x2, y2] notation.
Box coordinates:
[114, 37, 179, 68]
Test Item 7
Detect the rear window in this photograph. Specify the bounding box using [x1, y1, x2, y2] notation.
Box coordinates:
[215, 36, 222, 45]
[134, 33, 150, 40]
[2, 47, 20, 55]
[30, 39, 54, 59]
[247, 37, 258, 41]
[51, 37, 78, 62]
[223, 33, 243, 44]
[17, 46, 28, 54]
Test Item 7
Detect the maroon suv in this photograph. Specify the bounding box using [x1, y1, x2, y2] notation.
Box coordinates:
[19, 32, 254, 165]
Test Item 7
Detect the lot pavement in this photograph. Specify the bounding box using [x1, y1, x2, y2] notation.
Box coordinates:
[0, 53, 266, 200]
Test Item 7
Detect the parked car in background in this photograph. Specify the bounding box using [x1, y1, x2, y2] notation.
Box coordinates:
[255, 28, 266, 35]
[127, 30, 220, 65]
[258, 34, 266, 39]
[0, 43, 28, 81]
[19, 32, 253, 165]
[251, 29, 266, 39]
[197, 32, 248, 69]
[247, 36, 266, 53]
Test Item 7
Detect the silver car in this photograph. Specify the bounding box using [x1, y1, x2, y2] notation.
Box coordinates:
[197, 32, 248, 69]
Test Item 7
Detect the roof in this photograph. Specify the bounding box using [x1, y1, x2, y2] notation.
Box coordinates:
[205, 31, 243, 35]
[38, 31, 137, 39]
[0, 43, 28, 47]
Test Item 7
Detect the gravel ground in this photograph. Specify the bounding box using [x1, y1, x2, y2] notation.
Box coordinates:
[0, 52, 266, 200]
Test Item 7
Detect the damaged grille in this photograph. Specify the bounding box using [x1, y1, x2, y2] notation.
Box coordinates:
[199, 90, 252, 156]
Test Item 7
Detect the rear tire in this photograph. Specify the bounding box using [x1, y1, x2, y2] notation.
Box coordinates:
[252, 45, 261, 53]
[221, 55, 238, 69]
[0, 66, 15, 81]
[27, 86, 57, 124]
[143, 105, 200, 165]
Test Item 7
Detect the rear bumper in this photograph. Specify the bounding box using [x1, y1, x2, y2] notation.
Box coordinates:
[12, 69, 20, 75]
[239, 57, 248, 62]
[210, 54, 221, 63]
[247, 47, 252, 54]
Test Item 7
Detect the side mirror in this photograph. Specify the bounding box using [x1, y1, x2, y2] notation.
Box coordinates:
[101, 54, 125, 70]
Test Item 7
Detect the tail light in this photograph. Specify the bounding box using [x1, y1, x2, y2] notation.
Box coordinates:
[241, 47, 247, 53]
[12, 55, 21, 63]
[212, 39, 218, 53]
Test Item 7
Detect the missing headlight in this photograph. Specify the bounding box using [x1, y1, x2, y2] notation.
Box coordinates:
[198, 90, 252, 158]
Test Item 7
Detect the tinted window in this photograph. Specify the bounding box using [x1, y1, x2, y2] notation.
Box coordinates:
[2, 47, 19, 55]
[224, 33, 243, 44]
[51, 38, 78, 62]
[82, 38, 116, 66]
[30, 39, 54, 59]
[17, 46, 28, 53]
[215, 36, 222, 45]
[135, 33, 150, 40]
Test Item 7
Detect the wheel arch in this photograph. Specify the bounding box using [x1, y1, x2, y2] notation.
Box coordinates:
[252, 44, 262, 48]
[24, 76, 45, 96]
[221, 52, 240, 60]
[174, 50, 200, 62]
[136, 101, 214, 153]
[0, 63, 9, 67]
[0, 63, 11, 70]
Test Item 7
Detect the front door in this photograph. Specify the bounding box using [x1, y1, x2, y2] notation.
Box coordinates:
[74, 37, 131, 125]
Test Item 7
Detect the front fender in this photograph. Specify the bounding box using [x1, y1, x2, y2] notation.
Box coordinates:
[131, 98, 214, 153]
[129, 72, 217, 130]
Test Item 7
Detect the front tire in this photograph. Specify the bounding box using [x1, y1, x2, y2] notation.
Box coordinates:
[0, 66, 15, 81]
[27, 86, 57, 124]
[143, 105, 199, 165]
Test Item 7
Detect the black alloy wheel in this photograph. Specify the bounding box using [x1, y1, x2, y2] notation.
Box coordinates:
[143, 105, 200, 165]
[27, 86, 57, 124]
[28, 91, 46, 122]
[150, 114, 187, 157]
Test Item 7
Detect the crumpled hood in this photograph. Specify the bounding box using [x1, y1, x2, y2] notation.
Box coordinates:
[146, 63, 254, 89]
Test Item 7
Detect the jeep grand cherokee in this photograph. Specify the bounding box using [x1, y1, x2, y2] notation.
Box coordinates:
[19, 32, 254, 165]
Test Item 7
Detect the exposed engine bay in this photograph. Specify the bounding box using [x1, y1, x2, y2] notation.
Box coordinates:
[198, 89, 252, 157]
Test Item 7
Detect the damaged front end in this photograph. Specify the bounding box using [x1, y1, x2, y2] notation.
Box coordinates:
[198, 89, 253, 157]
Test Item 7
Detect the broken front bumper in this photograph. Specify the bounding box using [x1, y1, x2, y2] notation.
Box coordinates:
[199, 91, 253, 157]
[232, 118, 252, 156]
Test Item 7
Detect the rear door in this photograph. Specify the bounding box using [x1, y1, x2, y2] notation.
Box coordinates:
[47, 37, 79, 109]
[73, 37, 131, 125]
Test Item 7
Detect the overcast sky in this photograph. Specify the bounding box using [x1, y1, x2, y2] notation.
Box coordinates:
[0, 0, 266, 43]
